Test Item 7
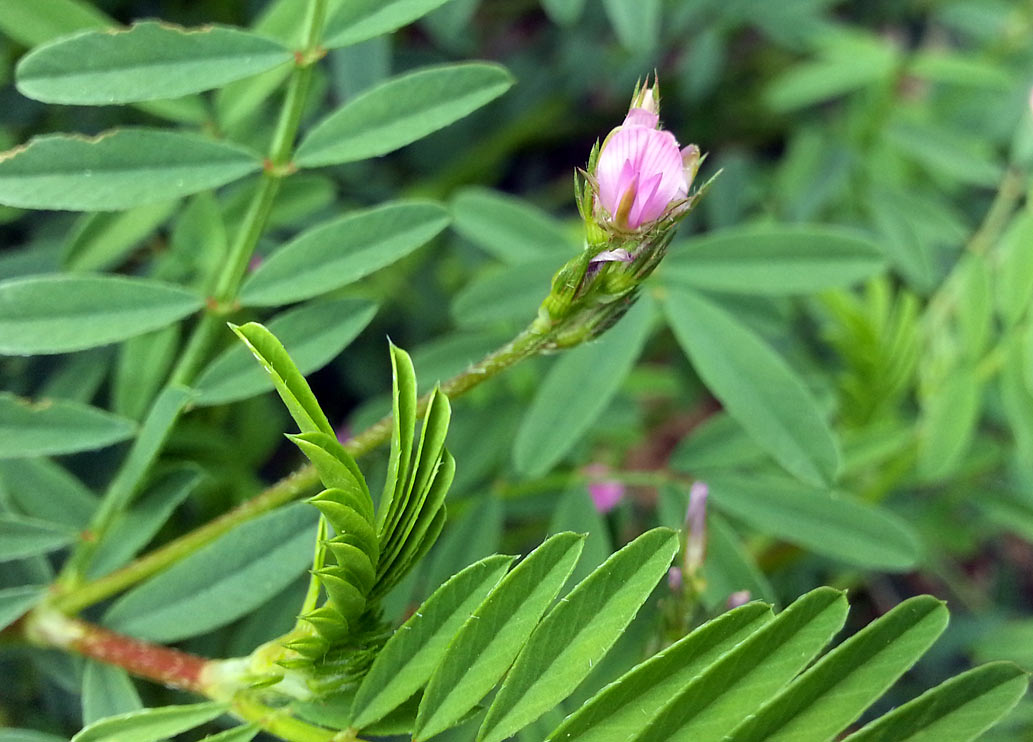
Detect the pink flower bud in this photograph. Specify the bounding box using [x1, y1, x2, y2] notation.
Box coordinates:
[667, 566, 683, 592]
[684, 480, 708, 574]
[727, 590, 751, 609]
[584, 463, 625, 513]
[593, 81, 694, 232]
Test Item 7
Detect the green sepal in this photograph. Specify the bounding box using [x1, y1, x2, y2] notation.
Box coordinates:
[301, 603, 351, 642]
[378, 342, 418, 535]
[283, 635, 332, 658]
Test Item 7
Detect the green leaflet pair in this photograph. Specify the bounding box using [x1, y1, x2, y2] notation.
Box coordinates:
[231, 322, 451, 666]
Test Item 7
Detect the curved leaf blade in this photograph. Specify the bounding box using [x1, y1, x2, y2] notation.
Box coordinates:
[352, 554, 516, 729]
[0, 275, 202, 355]
[631, 587, 849, 742]
[16, 22, 291, 105]
[82, 662, 142, 725]
[726, 596, 949, 742]
[547, 601, 774, 742]
[662, 225, 886, 295]
[707, 473, 921, 571]
[663, 287, 840, 486]
[0, 393, 136, 459]
[0, 585, 46, 631]
[240, 201, 449, 307]
[71, 701, 227, 742]
[324, 0, 457, 48]
[414, 532, 586, 741]
[845, 662, 1029, 742]
[295, 63, 513, 167]
[229, 322, 334, 436]
[195, 299, 377, 405]
[103, 504, 317, 641]
[514, 295, 655, 476]
[479, 528, 680, 742]
[450, 187, 571, 264]
[0, 129, 262, 211]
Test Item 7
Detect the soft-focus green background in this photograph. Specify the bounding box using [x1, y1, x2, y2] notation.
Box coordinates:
[2, 0, 1033, 739]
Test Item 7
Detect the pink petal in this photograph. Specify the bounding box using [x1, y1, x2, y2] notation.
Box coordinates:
[623, 107, 659, 129]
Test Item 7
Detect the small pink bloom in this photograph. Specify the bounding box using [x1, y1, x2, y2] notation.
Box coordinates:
[667, 566, 683, 592]
[727, 590, 751, 609]
[684, 480, 708, 573]
[584, 463, 625, 513]
[594, 86, 691, 231]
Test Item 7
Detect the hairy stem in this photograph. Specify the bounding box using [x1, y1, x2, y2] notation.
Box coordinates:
[53, 322, 552, 614]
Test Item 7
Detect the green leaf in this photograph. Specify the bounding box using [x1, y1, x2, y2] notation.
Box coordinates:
[0, 514, 75, 560]
[917, 370, 982, 481]
[479, 529, 679, 742]
[71, 701, 227, 742]
[239, 201, 449, 306]
[414, 532, 586, 741]
[0, 731, 64, 742]
[16, 21, 292, 105]
[88, 466, 200, 578]
[0, 0, 108, 47]
[707, 473, 921, 571]
[0, 274, 202, 355]
[0, 458, 97, 528]
[844, 662, 1029, 742]
[514, 296, 654, 476]
[198, 726, 259, 742]
[548, 489, 612, 590]
[546, 602, 774, 742]
[703, 512, 777, 607]
[295, 63, 513, 167]
[631, 588, 849, 742]
[765, 56, 895, 112]
[0, 585, 46, 631]
[663, 287, 840, 486]
[324, 0, 458, 48]
[662, 226, 886, 295]
[450, 187, 571, 264]
[113, 325, 180, 420]
[196, 299, 376, 405]
[352, 554, 516, 729]
[0, 129, 262, 211]
[995, 209, 1033, 327]
[99, 386, 193, 517]
[63, 201, 178, 272]
[103, 504, 317, 641]
[601, 0, 660, 52]
[726, 596, 948, 742]
[377, 344, 418, 534]
[291, 433, 373, 520]
[669, 412, 768, 472]
[0, 393, 136, 458]
[82, 662, 142, 726]
[229, 322, 334, 436]
[451, 259, 560, 328]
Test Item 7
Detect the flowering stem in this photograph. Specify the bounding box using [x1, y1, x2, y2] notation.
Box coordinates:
[52, 322, 553, 614]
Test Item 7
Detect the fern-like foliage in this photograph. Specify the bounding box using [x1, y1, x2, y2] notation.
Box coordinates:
[232, 324, 452, 683]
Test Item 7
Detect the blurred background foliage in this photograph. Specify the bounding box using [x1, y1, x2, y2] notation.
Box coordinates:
[2, 0, 1033, 739]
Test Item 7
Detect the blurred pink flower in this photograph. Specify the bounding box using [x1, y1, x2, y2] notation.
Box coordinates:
[594, 83, 698, 231]
[684, 480, 708, 573]
[727, 590, 751, 609]
[667, 566, 683, 592]
[584, 463, 625, 513]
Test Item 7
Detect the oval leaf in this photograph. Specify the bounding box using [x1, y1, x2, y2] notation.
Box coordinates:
[663, 287, 840, 486]
[0, 129, 262, 211]
[295, 63, 513, 167]
[0, 393, 136, 459]
[16, 21, 292, 105]
[71, 701, 227, 742]
[662, 225, 886, 295]
[0, 585, 46, 631]
[450, 187, 571, 264]
[707, 473, 921, 570]
[0, 274, 201, 355]
[414, 532, 586, 742]
[195, 299, 377, 405]
[479, 528, 679, 742]
[240, 201, 449, 306]
[324, 0, 457, 48]
[82, 662, 142, 725]
[514, 295, 655, 476]
[103, 504, 317, 641]
[0, 514, 75, 561]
